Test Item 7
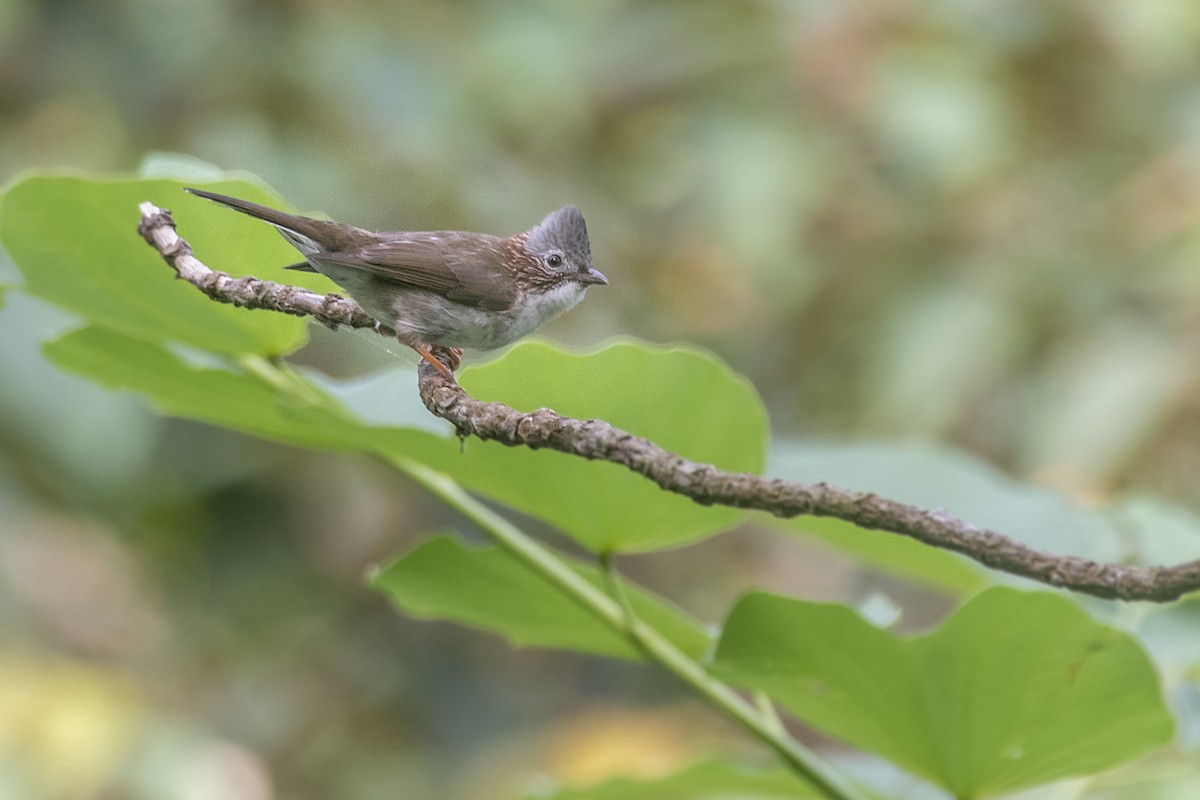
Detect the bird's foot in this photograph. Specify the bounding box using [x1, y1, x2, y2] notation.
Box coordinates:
[440, 347, 464, 371]
[410, 344, 459, 380]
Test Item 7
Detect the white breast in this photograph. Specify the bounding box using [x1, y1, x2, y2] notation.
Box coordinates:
[386, 282, 589, 351]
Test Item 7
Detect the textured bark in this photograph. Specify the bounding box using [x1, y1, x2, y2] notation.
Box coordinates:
[137, 204, 387, 334]
[137, 201, 1200, 602]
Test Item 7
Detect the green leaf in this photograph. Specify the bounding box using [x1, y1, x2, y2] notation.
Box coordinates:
[44, 326, 758, 555]
[769, 441, 1126, 593]
[42, 325, 435, 456]
[6, 171, 767, 553]
[402, 340, 767, 552]
[372, 534, 711, 661]
[0, 174, 313, 356]
[712, 587, 1173, 797]
[524, 759, 820, 799]
[1134, 595, 1200, 682]
[1106, 495, 1200, 567]
[13, 170, 767, 554]
[779, 515, 986, 595]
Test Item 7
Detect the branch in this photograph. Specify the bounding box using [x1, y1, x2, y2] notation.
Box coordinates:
[137, 203, 386, 334]
[138, 201, 1200, 603]
[139, 202, 866, 799]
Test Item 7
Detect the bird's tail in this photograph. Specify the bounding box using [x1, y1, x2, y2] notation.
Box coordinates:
[183, 188, 375, 255]
[184, 188, 314, 232]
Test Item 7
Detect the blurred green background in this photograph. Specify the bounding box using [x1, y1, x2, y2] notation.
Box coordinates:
[4, 0, 1200, 797]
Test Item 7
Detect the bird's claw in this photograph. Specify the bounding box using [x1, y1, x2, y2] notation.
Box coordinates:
[411, 343, 461, 380]
[431, 345, 463, 372]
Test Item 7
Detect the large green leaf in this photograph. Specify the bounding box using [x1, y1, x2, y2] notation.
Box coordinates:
[523, 759, 820, 799]
[44, 324, 750, 555]
[7, 170, 765, 553]
[372, 534, 711, 661]
[45, 328, 718, 662]
[41, 325, 433, 456]
[0, 174, 313, 356]
[1107, 496, 1200, 568]
[712, 587, 1172, 797]
[406, 340, 767, 552]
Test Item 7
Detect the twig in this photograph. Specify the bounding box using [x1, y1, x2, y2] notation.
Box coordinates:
[137, 200, 1200, 603]
[137, 203, 386, 333]
[396, 461, 869, 800]
[418, 376, 1200, 602]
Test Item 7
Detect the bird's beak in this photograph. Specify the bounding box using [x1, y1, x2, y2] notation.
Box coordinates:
[579, 268, 608, 286]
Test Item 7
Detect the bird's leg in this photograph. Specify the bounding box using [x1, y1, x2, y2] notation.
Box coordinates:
[408, 343, 456, 380]
[440, 347, 463, 371]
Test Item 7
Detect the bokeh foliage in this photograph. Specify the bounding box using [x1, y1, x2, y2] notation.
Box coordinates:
[5, 1, 1200, 798]
[1, 170, 1190, 800]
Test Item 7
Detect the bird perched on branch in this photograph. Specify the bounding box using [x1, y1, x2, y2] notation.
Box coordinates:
[186, 188, 607, 378]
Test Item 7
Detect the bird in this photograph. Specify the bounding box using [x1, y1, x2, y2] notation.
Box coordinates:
[184, 188, 607, 378]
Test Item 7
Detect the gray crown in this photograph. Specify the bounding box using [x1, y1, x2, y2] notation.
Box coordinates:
[526, 205, 592, 272]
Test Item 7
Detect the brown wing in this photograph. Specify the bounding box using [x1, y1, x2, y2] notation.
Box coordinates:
[308, 232, 518, 312]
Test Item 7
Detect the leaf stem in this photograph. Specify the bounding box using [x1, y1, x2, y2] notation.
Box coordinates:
[251, 353, 863, 800]
[390, 456, 869, 800]
[754, 691, 787, 737]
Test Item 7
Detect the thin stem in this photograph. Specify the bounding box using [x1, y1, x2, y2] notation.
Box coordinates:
[754, 691, 787, 737]
[599, 552, 637, 624]
[245, 353, 864, 800]
[599, 551, 651, 661]
[389, 456, 868, 800]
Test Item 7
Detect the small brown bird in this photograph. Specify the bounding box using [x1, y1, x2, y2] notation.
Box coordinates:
[185, 188, 607, 378]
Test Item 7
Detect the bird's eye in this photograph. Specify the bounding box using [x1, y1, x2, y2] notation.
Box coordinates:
[546, 253, 563, 268]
